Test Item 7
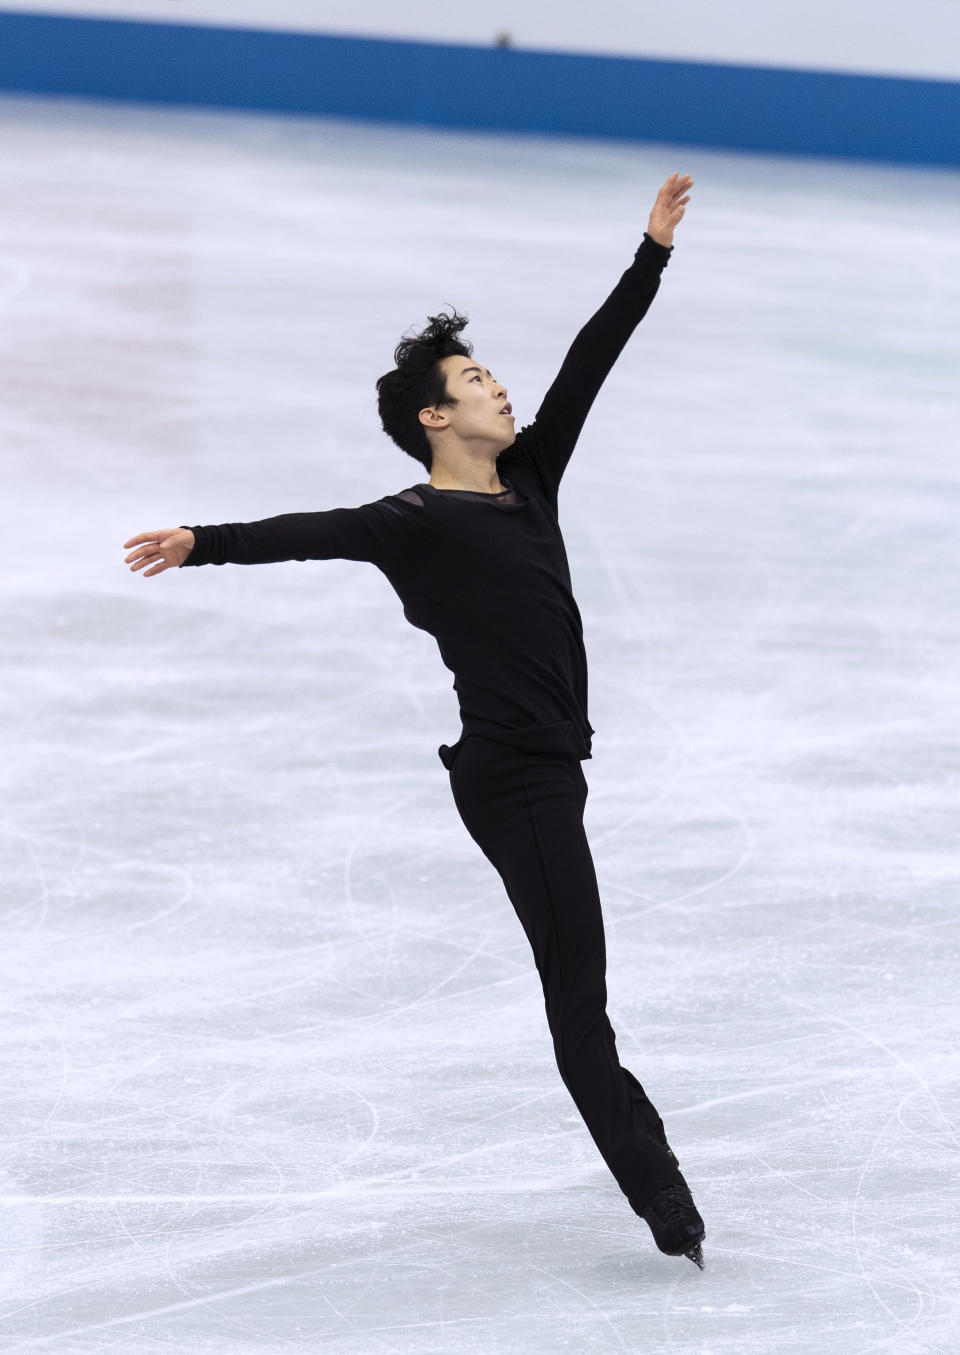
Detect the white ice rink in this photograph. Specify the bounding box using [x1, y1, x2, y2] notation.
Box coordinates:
[1, 94, 958, 1352]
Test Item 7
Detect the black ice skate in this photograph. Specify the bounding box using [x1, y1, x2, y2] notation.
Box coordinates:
[641, 1181, 706, 1270]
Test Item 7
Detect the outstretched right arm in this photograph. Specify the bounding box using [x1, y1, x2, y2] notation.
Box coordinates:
[124, 500, 421, 577]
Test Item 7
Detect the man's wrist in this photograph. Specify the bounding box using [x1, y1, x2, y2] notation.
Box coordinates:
[178, 525, 199, 566]
[642, 230, 674, 254]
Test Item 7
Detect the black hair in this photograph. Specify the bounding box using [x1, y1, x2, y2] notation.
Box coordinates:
[376, 307, 472, 472]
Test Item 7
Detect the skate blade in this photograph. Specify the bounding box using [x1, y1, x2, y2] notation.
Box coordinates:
[685, 1242, 705, 1271]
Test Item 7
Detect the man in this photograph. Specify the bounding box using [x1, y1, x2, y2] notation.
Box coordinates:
[124, 172, 705, 1269]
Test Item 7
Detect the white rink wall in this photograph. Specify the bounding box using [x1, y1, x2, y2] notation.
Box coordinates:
[2, 0, 960, 80]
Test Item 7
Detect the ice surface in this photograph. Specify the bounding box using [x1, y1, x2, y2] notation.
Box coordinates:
[0, 95, 958, 1353]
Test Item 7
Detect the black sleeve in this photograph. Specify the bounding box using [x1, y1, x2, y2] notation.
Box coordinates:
[180, 496, 422, 570]
[507, 233, 672, 506]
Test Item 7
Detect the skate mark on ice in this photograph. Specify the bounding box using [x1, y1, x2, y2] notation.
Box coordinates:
[895, 1080, 960, 1157]
[689, 1242, 936, 1299]
[848, 1095, 939, 1349]
[581, 521, 699, 836]
[751, 505, 879, 627]
[310, 1065, 382, 1175]
[358, 927, 519, 1027]
[318, 1288, 402, 1352]
[787, 998, 953, 1348]
[12, 858, 197, 950]
[519, 1259, 633, 1353]
[3, 1265, 353, 1349]
[3, 998, 72, 1165]
[605, 801, 755, 920]
[0, 820, 53, 929]
[350, 971, 533, 1030]
[787, 998, 960, 1153]
[406, 1087, 560, 1154]
[748, 1149, 922, 1238]
[668, 1078, 841, 1119]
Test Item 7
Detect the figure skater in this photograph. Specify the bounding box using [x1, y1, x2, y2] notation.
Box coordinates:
[124, 172, 705, 1268]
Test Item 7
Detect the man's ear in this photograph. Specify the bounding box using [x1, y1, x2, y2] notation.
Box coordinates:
[419, 406, 449, 431]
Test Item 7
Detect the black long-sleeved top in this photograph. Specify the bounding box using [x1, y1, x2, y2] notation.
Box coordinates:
[182, 233, 672, 768]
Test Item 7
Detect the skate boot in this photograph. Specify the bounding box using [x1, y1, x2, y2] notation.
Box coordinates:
[641, 1180, 705, 1270]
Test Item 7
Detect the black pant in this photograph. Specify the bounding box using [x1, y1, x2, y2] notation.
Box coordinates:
[446, 733, 681, 1216]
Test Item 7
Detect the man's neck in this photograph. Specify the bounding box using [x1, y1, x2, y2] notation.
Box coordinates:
[427, 439, 508, 494]
[429, 473, 508, 493]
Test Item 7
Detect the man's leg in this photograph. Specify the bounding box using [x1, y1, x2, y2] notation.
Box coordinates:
[448, 735, 682, 1216]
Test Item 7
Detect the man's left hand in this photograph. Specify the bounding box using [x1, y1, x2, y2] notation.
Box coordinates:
[647, 173, 694, 248]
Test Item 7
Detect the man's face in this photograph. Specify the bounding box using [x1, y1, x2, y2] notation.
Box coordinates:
[425, 355, 515, 449]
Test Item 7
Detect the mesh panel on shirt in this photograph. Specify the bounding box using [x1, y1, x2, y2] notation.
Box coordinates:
[410, 484, 520, 506]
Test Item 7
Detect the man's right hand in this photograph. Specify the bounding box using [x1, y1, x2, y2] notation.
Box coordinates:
[124, 528, 195, 576]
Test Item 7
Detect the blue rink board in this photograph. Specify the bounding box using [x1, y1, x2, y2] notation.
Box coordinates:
[0, 10, 957, 167]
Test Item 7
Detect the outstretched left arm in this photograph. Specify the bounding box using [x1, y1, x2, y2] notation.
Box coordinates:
[505, 173, 693, 506]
